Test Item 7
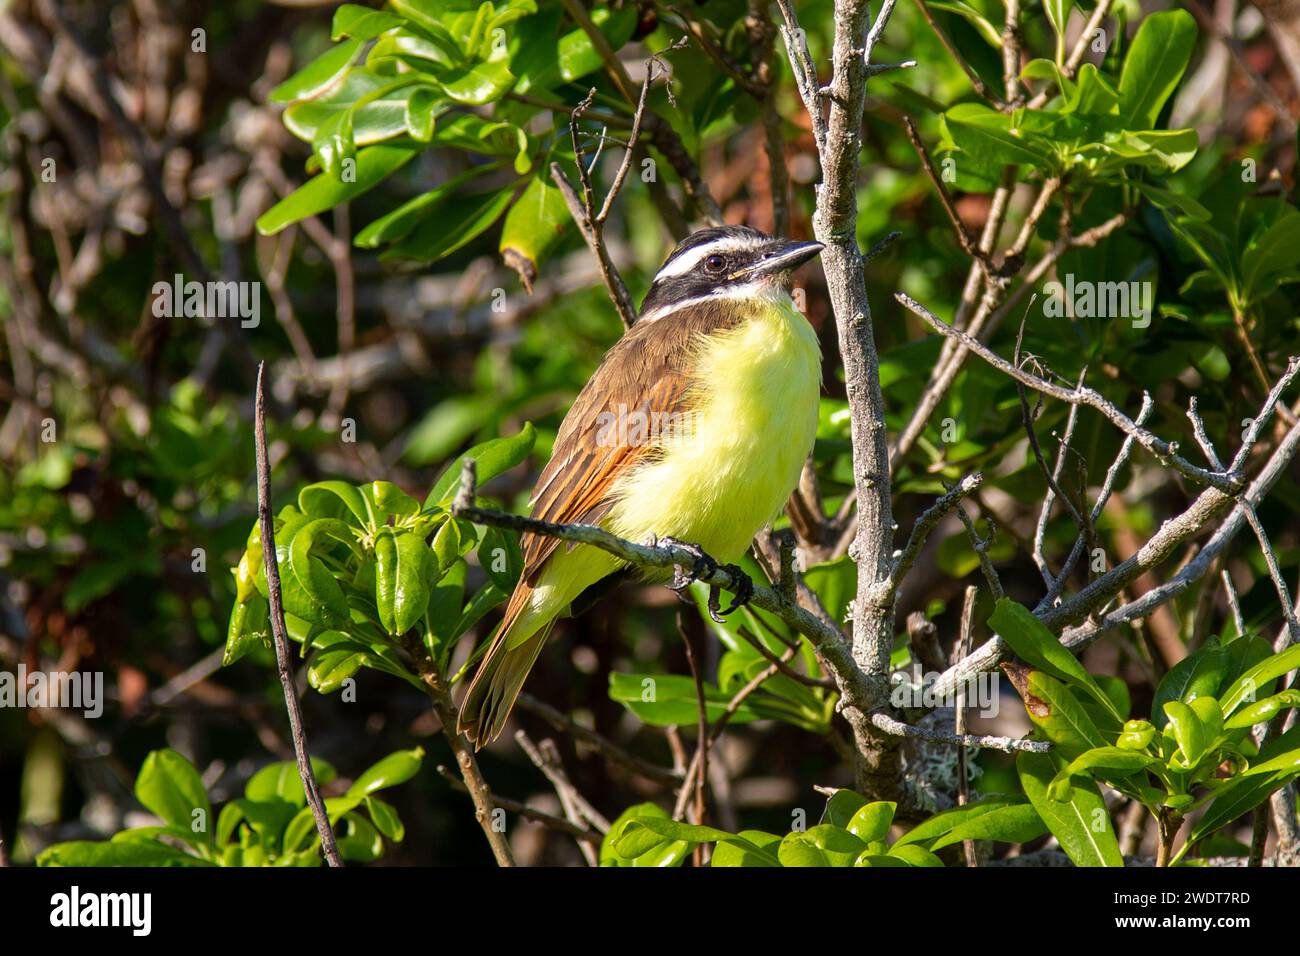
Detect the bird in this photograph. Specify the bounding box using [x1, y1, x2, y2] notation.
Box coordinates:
[457, 225, 825, 747]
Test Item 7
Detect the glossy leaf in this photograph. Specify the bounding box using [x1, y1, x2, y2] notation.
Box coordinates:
[1117, 9, 1197, 129]
[270, 38, 363, 104]
[992, 599, 1121, 720]
[135, 750, 211, 838]
[256, 143, 422, 236]
[1018, 750, 1123, 867]
[425, 421, 536, 506]
[348, 747, 425, 796]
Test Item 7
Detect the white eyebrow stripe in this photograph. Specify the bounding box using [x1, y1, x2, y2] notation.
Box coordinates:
[654, 236, 766, 280]
[637, 279, 781, 324]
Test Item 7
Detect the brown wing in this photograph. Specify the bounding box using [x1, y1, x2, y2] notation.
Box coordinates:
[519, 323, 695, 580]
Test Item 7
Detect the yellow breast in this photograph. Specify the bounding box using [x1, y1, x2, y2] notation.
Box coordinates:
[607, 292, 822, 563]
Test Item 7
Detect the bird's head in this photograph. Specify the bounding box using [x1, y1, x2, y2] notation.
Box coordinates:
[638, 226, 823, 324]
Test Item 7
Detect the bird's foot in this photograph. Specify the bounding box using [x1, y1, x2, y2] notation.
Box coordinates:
[654, 536, 718, 592]
[707, 565, 753, 623]
[651, 536, 753, 622]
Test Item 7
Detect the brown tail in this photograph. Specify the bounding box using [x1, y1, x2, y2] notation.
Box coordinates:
[457, 582, 552, 747]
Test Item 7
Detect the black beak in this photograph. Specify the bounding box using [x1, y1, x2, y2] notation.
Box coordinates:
[742, 239, 824, 278]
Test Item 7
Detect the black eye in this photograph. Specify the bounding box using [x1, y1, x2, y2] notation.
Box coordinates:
[704, 254, 726, 274]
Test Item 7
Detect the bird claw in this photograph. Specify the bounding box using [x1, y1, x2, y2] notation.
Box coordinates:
[653, 536, 754, 622]
[708, 565, 754, 623]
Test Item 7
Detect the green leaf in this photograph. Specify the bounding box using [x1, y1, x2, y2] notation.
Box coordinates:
[778, 825, 867, 867]
[1225, 690, 1300, 730]
[1220, 642, 1300, 716]
[803, 556, 857, 625]
[374, 529, 400, 635]
[284, 519, 351, 627]
[928, 802, 1048, 850]
[332, 4, 404, 41]
[388, 0, 463, 55]
[820, 788, 868, 828]
[1130, 181, 1212, 221]
[608, 672, 763, 726]
[992, 598, 1120, 719]
[38, 840, 212, 867]
[846, 801, 896, 843]
[479, 525, 523, 593]
[887, 843, 945, 867]
[1117, 9, 1197, 128]
[366, 479, 421, 516]
[425, 557, 467, 655]
[135, 750, 212, 838]
[1163, 700, 1212, 767]
[270, 38, 364, 103]
[1050, 747, 1159, 799]
[256, 143, 420, 236]
[1018, 750, 1123, 866]
[430, 114, 530, 172]
[928, 2, 1003, 49]
[299, 480, 370, 525]
[425, 421, 536, 507]
[1175, 769, 1296, 863]
[498, 174, 569, 290]
[364, 796, 405, 842]
[1152, 645, 1228, 728]
[382, 187, 518, 263]
[1174, 727, 1300, 863]
[1240, 203, 1300, 302]
[896, 794, 1036, 847]
[943, 103, 1054, 168]
[404, 86, 440, 142]
[337, 812, 383, 862]
[440, 49, 516, 105]
[600, 803, 690, 867]
[1007, 666, 1110, 758]
[307, 633, 368, 693]
[711, 829, 784, 867]
[557, 5, 638, 83]
[1044, 0, 1074, 62]
[245, 758, 337, 807]
[393, 531, 436, 634]
[348, 747, 425, 796]
[354, 164, 499, 248]
[224, 590, 270, 666]
[1067, 63, 1119, 115]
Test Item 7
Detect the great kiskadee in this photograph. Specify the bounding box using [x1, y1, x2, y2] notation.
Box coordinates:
[458, 226, 824, 746]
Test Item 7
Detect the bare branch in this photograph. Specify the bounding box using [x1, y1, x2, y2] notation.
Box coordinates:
[890, 473, 983, 591]
[895, 292, 1250, 493]
[868, 712, 1049, 754]
[254, 363, 342, 868]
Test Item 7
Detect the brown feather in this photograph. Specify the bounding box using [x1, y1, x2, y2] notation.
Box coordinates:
[458, 299, 745, 745]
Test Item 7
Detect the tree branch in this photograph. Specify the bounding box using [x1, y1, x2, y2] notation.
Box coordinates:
[254, 363, 342, 868]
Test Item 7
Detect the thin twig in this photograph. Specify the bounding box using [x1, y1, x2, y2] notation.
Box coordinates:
[955, 585, 978, 867]
[435, 766, 601, 845]
[911, 0, 1004, 107]
[896, 292, 1248, 493]
[254, 362, 342, 868]
[408, 636, 516, 866]
[516, 693, 683, 786]
[890, 473, 983, 591]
